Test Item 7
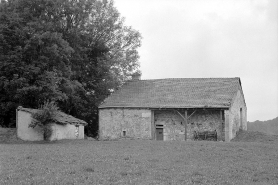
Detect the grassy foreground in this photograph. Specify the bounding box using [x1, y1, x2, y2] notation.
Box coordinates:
[0, 132, 278, 185]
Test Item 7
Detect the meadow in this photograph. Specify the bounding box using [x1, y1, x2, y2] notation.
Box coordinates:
[0, 131, 278, 185]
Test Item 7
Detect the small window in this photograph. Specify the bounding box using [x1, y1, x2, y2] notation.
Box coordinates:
[156, 124, 163, 128]
[123, 131, 126, 137]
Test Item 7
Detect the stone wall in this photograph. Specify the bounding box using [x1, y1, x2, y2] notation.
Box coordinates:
[98, 105, 246, 142]
[154, 110, 185, 141]
[187, 109, 224, 141]
[229, 90, 247, 140]
[99, 109, 152, 140]
[154, 109, 224, 141]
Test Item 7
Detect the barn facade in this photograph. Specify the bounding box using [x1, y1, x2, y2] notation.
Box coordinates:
[98, 77, 247, 142]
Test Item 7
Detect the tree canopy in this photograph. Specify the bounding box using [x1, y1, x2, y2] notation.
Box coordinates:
[0, 0, 141, 136]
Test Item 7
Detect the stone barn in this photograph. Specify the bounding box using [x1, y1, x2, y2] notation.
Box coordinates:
[16, 107, 87, 141]
[98, 76, 247, 142]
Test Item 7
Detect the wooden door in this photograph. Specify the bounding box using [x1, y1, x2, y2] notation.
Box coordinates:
[156, 128, 163, 140]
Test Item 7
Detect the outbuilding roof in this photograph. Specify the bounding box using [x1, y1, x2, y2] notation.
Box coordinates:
[18, 107, 88, 126]
[99, 78, 242, 109]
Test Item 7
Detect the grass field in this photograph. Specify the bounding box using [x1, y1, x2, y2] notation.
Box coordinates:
[0, 130, 278, 185]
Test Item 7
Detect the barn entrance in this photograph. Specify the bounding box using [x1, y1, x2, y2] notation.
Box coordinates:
[156, 127, 163, 140]
[154, 110, 185, 141]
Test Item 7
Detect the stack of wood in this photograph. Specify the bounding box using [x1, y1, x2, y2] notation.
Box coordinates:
[193, 130, 217, 141]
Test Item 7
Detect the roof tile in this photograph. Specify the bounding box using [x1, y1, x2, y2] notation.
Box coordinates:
[99, 78, 241, 109]
[19, 107, 88, 126]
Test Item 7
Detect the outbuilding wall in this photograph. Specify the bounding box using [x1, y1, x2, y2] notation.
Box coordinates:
[16, 109, 85, 141]
[50, 124, 84, 141]
[229, 90, 247, 140]
[99, 108, 152, 140]
[17, 110, 44, 141]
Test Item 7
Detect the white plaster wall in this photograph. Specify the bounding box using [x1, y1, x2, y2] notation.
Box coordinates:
[50, 124, 84, 141]
[99, 108, 152, 140]
[17, 110, 44, 141]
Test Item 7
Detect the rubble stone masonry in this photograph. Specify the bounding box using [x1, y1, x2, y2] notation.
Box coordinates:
[153, 109, 224, 141]
[187, 109, 224, 141]
[154, 110, 185, 141]
[99, 109, 152, 140]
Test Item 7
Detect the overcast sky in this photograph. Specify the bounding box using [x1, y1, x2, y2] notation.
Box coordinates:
[114, 0, 278, 122]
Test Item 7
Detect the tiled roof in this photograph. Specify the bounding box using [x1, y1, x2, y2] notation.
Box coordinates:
[19, 107, 88, 126]
[99, 78, 241, 109]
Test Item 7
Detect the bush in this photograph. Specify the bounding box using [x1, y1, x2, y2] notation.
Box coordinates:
[29, 101, 59, 140]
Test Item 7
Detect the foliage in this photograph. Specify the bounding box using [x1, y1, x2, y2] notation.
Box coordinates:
[0, 0, 142, 136]
[30, 101, 59, 140]
[29, 101, 59, 128]
[42, 125, 53, 141]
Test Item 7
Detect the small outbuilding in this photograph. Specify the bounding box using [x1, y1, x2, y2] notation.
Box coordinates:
[98, 76, 247, 142]
[16, 107, 87, 141]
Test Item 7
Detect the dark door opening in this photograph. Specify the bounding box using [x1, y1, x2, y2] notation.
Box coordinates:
[156, 128, 163, 140]
[240, 108, 243, 129]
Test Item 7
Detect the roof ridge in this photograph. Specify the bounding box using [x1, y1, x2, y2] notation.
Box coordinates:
[132, 77, 240, 81]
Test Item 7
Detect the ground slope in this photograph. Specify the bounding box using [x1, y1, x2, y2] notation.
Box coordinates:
[0, 129, 278, 184]
[231, 129, 278, 143]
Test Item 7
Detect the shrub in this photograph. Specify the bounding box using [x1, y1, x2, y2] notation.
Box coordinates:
[29, 101, 59, 140]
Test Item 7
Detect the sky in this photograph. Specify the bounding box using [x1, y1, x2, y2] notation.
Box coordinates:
[113, 0, 278, 122]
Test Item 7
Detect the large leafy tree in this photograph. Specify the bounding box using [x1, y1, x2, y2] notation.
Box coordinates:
[0, 0, 141, 135]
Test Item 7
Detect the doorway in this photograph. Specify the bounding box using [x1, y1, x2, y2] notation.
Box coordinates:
[156, 128, 163, 140]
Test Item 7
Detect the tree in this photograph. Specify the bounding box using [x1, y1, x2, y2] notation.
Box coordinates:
[0, 0, 141, 136]
[29, 101, 60, 140]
